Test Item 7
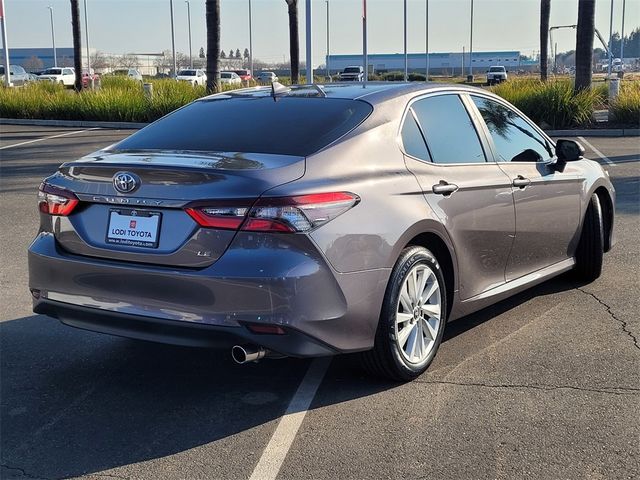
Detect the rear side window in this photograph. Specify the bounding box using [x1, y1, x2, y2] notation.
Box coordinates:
[401, 111, 431, 161]
[114, 96, 373, 157]
[471, 96, 552, 163]
[411, 95, 486, 164]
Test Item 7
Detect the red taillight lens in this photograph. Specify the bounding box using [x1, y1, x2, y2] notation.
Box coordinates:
[242, 192, 359, 233]
[185, 192, 359, 233]
[38, 183, 79, 216]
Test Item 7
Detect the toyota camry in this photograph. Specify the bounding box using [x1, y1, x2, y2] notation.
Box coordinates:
[28, 83, 615, 380]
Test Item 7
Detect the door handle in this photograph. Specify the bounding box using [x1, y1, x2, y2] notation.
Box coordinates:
[432, 181, 459, 196]
[512, 175, 531, 188]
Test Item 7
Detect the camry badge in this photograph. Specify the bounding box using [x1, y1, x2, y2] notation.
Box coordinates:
[113, 172, 140, 194]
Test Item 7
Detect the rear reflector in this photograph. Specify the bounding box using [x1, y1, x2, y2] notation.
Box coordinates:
[185, 192, 359, 233]
[38, 183, 79, 216]
[245, 323, 286, 335]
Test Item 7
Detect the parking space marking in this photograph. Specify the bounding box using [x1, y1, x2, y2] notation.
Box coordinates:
[578, 136, 616, 166]
[0, 128, 100, 151]
[249, 357, 331, 480]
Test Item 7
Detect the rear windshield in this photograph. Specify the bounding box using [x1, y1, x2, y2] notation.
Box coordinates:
[179, 70, 196, 76]
[489, 67, 505, 72]
[44, 68, 62, 75]
[113, 96, 373, 157]
[344, 67, 361, 73]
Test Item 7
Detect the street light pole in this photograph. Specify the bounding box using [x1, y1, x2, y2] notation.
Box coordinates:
[47, 6, 57, 67]
[620, 0, 626, 66]
[248, 0, 253, 78]
[0, 0, 11, 87]
[403, 0, 408, 81]
[425, 0, 429, 81]
[607, 0, 614, 77]
[326, 0, 329, 80]
[305, 0, 312, 84]
[468, 0, 473, 79]
[170, 0, 177, 78]
[185, 0, 192, 68]
[83, 0, 92, 88]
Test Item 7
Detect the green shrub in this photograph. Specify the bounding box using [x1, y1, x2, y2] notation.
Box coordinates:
[491, 79, 601, 129]
[610, 81, 640, 126]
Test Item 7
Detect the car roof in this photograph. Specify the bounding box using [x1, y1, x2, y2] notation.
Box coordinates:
[201, 82, 488, 106]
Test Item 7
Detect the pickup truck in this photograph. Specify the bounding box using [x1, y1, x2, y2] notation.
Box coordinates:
[339, 66, 364, 82]
[486, 66, 508, 85]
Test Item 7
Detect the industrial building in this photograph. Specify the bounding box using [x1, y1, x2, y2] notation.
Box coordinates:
[326, 51, 538, 75]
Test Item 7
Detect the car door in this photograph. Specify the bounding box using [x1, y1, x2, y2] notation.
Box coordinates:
[467, 94, 582, 281]
[63, 68, 74, 85]
[401, 92, 516, 300]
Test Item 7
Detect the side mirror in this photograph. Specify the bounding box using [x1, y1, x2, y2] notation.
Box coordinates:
[555, 139, 585, 162]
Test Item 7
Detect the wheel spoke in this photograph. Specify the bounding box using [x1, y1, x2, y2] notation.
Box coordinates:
[406, 324, 419, 359]
[397, 323, 414, 348]
[422, 317, 438, 340]
[399, 289, 412, 312]
[396, 312, 413, 326]
[420, 279, 438, 304]
[420, 303, 441, 320]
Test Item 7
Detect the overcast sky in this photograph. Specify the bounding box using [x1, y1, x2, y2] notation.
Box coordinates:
[5, 0, 639, 66]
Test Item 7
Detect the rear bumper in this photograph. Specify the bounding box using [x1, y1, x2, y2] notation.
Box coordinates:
[29, 232, 388, 355]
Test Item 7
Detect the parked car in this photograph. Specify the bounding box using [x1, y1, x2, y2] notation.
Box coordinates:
[82, 69, 100, 88]
[339, 66, 364, 82]
[256, 71, 278, 83]
[111, 68, 143, 82]
[28, 83, 615, 381]
[0, 65, 30, 86]
[176, 69, 207, 86]
[220, 71, 242, 86]
[234, 69, 252, 82]
[26, 73, 40, 83]
[486, 66, 508, 85]
[37, 67, 76, 86]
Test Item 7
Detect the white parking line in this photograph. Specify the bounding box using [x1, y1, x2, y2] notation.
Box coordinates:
[578, 136, 616, 166]
[0, 128, 99, 151]
[249, 357, 331, 480]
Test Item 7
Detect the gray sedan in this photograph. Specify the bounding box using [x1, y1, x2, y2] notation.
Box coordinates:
[28, 83, 614, 380]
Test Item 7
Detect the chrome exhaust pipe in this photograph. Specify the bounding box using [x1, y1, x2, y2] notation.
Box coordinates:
[231, 344, 269, 364]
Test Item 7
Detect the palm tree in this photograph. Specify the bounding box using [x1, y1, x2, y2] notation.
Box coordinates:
[285, 0, 299, 84]
[540, 0, 551, 81]
[70, 0, 83, 91]
[205, 0, 221, 93]
[575, 0, 595, 92]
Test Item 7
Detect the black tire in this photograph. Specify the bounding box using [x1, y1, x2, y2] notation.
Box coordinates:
[574, 193, 604, 282]
[360, 246, 448, 381]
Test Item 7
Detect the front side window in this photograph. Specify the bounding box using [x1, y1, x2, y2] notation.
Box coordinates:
[411, 94, 486, 164]
[471, 96, 552, 163]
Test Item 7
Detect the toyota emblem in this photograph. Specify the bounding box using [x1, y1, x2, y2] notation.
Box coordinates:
[113, 172, 140, 194]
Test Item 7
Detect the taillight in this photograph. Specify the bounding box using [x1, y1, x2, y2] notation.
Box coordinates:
[185, 192, 359, 233]
[38, 183, 79, 216]
[243, 192, 359, 233]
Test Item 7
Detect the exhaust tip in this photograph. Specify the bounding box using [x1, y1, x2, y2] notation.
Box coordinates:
[231, 345, 249, 364]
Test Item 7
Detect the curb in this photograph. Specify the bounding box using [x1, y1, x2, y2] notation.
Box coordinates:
[0, 118, 149, 129]
[545, 128, 639, 137]
[1, 118, 638, 137]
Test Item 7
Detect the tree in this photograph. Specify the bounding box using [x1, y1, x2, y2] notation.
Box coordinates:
[540, 0, 550, 81]
[23, 56, 44, 72]
[575, 0, 595, 92]
[90, 51, 109, 71]
[205, 0, 221, 93]
[119, 54, 139, 68]
[235, 48, 241, 59]
[220, 50, 226, 59]
[228, 49, 234, 58]
[285, 0, 299, 83]
[70, 0, 83, 91]
[243, 48, 250, 60]
[199, 47, 205, 59]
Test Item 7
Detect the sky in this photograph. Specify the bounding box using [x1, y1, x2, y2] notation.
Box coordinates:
[4, 0, 639, 67]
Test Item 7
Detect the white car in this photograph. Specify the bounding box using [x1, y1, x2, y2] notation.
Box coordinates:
[220, 71, 241, 86]
[112, 68, 143, 82]
[486, 66, 508, 85]
[256, 71, 278, 84]
[38, 67, 75, 86]
[0, 65, 30, 86]
[176, 69, 207, 86]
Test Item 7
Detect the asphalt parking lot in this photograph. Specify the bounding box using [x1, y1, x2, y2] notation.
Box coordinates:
[1, 124, 638, 479]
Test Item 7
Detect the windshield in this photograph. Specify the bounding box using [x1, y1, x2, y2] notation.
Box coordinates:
[489, 67, 505, 72]
[234, 70, 248, 75]
[113, 96, 373, 157]
[44, 68, 63, 75]
[344, 67, 361, 73]
[179, 70, 196, 76]
[221, 73, 232, 78]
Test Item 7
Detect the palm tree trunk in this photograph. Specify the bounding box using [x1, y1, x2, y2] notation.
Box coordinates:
[575, 0, 595, 92]
[205, 0, 221, 93]
[70, 0, 83, 92]
[540, 0, 551, 81]
[286, 0, 299, 84]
